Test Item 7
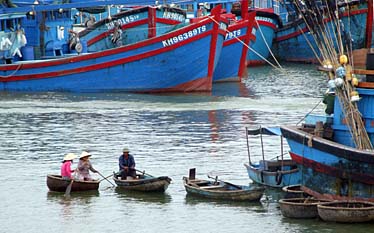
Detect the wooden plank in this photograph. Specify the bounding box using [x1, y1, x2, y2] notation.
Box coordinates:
[353, 69, 374, 75]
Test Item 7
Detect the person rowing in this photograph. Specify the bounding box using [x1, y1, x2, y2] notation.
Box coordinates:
[118, 147, 136, 180]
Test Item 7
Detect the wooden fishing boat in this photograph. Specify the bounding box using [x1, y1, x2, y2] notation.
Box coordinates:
[0, 4, 226, 93]
[317, 201, 374, 223]
[183, 169, 264, 201]
[279, 197, 330, 219]
[244, 126, 301, 188]
[113, 172, 171, 192]
[46, 174, 99, 192]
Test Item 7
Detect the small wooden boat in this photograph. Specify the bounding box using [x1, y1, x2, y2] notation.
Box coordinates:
[279, 197, 330, 219]
[46, 174, 99, 192]
[183, 168, 264, 201]
[317, 201, 374, 223]
[282, 184, 309, 199]
[113, 171, 171, 192]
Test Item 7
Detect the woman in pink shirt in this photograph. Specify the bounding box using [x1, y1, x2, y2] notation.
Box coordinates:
[61, 153, 77, 180]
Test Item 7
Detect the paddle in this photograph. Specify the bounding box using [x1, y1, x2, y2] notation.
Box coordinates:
[97, 171, 115, 187]
[207, 175, 242, 190]
[134, 168, 154, 177]
[64, 179, 74, 197]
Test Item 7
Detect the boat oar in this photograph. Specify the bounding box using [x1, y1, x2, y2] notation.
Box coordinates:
[97, 171, 115, 187]
[207, 175, 242, 190]
[134, 168, 154, 177]
[64, 179, 74, 197]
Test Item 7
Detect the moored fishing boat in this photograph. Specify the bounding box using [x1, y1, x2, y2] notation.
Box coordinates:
[113, 171, 172, 192]
[273, 0, 373, 63]
[317, 201, 374, 223]
[46, 174, 100, 192]
[0, 5, 226, 92]
[244, 126, 301, 188]
[183, 168, 265, 201]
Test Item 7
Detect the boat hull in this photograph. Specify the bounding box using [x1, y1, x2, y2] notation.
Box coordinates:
[113, 176, 171, 192]
[183, 177, 264, 201]
[213, 12, 256, 82]
[46, 174, 99, 192]
[317, 201, 374, 223]
[246, 10, 279, 66]
[279, 198, 329, 219]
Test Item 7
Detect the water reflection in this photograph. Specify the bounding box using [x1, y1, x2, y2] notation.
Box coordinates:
[46, 191, 100, 220]
[114, 188, 172, 204]
[184, 193, 265, 210]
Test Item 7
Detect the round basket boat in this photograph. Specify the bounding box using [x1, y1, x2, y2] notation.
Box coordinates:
[282, 185, 309, 199]
[279, 197, 330, 219]
[317, 201, 374, 223]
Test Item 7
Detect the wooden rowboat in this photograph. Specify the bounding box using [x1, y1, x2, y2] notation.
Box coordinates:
[183, 169, 264, 201]
[113, 172, 171, 192]
[279, 197, 330, 219]
[46, 174, 99, 192]
[317, 201, 374, 223]
[282, 184, 310, 199]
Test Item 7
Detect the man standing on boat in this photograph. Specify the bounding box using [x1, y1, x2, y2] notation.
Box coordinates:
[118, 147, 136, 180]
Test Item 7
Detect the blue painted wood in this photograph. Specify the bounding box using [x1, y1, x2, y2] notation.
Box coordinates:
[244, 160, 301, 188]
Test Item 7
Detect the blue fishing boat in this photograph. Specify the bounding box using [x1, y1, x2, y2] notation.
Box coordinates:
[0, 5, 227, 92]
[77, 5, 187, 52]
[244, 126, 301, 188]
[213, 1, 256, 82]
[280, 48, 374, 201]
[273, 0, 373, 63]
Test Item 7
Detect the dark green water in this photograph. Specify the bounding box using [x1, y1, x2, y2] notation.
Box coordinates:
[1, 64, 372, 232]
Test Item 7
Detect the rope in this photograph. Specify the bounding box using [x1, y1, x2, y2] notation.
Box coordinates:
[296, 99, 323, 126]
[254, 19, 283, 69]
[0, 63, 23, 78]
[207, 15, 285, 72]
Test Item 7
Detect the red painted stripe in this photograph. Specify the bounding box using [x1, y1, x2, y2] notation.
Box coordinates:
[246, 60, 266, 66]
[148, 7, 156, 39]
[155, 18, 183, 25]
[256, 20, 277, 30]
[206, 6, 222, 91]
[290, 152, 374, 185]
[275, 27, 308, 42]
[366, 0, 373, 48]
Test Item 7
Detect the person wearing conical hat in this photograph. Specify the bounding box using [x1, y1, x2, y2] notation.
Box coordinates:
[118, 147, 136, 180]
[77, 151, 98, 181]
[61, 153, 77, 180]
